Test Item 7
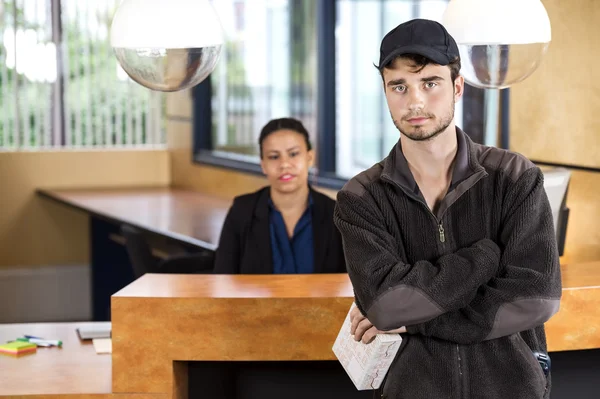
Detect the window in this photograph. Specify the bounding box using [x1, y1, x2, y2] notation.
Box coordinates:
[0, 0, 165, 150]
[194, 0, 498, 188]
[205, 0, 317, 165]
[336, 0, 471, 178]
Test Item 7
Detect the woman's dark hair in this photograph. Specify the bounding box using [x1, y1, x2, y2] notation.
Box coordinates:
[258, 117, 313, 159]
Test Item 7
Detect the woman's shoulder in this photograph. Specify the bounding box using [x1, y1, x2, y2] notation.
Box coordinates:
[230, 186, 270, 210]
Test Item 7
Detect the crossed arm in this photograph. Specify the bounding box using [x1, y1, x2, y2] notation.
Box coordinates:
[334, 167, 562, 345]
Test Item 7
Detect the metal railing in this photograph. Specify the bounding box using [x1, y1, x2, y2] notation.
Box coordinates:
[0, 0, 165, 151]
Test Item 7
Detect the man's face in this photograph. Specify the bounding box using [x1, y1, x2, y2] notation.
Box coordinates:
[382, 57, 464, 141]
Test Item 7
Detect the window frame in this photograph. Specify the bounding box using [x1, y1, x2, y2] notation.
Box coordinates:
[192, 0, 510, 190]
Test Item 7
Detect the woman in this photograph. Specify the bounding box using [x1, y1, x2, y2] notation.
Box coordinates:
[213, 117, 346, 274]
[197, 119, 360, 399]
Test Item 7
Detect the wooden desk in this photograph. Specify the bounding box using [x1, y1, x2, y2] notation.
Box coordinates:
[37, 187, 231, 251]
[0, 323, 111, 397]
[545, 260, 600, 352]
[37, 187, 232, 321]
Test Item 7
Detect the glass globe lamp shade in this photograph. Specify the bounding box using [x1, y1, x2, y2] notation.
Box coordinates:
[110, 0, 223, 92]
[442, 0, 551, 89]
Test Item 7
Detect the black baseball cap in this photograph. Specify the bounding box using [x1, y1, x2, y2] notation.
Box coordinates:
[378, 19, 460, 69]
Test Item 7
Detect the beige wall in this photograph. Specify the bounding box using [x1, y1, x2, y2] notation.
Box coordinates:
[510, 0, 600, 262]
[511, 0, 600, 168]
[0, 150, 170, 267]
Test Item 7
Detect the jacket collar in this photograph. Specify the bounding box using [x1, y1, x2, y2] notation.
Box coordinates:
[382, 127, 483, 194]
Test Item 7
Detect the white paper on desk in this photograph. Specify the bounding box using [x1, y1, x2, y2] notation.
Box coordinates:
[332, 303, 402, 390]
[93, 338, 112, 354]
[77, 322, 111, 340]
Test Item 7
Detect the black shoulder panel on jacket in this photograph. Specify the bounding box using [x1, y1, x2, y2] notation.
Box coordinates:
[474, 144, 536, 183]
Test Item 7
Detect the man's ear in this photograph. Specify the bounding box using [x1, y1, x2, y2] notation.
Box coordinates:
[454, 75, 465, 102]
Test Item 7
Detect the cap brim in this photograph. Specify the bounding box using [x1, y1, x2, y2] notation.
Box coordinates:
[380, 44, 451, 68]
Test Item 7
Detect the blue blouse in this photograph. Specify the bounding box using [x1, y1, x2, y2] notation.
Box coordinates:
[268, 195, 314, 274]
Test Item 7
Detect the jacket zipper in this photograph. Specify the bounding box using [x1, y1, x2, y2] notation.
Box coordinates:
[382, 170, 486, 244]
[380, 176, 446, 242]
[456, 344, 464, 398]
[381, 170, 486, 397]
[404, 196, 447, 243]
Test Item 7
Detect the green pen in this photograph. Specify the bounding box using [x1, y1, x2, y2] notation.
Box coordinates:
[17, 337, 62, 347]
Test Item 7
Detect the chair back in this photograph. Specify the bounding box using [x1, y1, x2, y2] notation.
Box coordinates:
[121, 224, 158, 278]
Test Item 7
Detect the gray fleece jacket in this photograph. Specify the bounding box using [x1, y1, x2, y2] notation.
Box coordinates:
[334, 128, 562, 399]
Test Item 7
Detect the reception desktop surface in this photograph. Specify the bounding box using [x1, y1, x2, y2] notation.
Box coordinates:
[0, 323, 111, 397]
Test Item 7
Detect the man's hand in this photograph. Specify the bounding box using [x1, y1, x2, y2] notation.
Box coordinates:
[349, 304, 406, 344]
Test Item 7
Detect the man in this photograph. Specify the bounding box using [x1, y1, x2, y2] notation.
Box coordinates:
[333, 19, 561, 399]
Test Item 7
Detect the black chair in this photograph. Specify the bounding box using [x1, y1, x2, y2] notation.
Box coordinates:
[120, 224, 215, 279]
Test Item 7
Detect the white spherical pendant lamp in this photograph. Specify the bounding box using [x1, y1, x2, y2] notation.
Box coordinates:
[110, 0, 224, 92]
[442, 0, 551, 89]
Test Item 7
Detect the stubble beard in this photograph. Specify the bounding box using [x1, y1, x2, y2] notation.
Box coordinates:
[393, 100, 456, 142]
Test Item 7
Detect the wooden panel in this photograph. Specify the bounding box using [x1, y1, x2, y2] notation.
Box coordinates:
[510, 0, 600, 167]
[38, 188, 231, 251]
[545, 290, 600, 351]
[0, 323, 111, 396]
[550, 260, 600, 352]
[0, 150, 169, 267]
[559, 170, 600, 263]
[111, 274, 355, 394]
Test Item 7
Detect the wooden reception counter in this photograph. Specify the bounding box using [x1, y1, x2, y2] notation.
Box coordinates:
[2, 262, 600, 399]
[111, 264, 600, 398]
[111, 274, 355, 397]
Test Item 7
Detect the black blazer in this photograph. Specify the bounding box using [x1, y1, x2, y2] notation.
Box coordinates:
[213, 186, 346, 274]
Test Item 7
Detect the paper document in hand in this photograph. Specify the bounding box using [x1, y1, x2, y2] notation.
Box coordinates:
[332, 303, 402, 390]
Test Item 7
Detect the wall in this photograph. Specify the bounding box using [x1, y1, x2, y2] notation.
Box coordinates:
[510, 0, 600, 263]
[0, 150, 170, 267]
[511, 0, 600, 168]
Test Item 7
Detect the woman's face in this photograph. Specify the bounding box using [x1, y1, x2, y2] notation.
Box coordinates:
[260, 129, 314, 194]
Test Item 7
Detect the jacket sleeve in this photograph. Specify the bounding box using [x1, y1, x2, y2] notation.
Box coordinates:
[213, 201, 241, 274]
[332, 221, 348, 273]
[406, 167, 562, 344]
[334, 183, 502, 331]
